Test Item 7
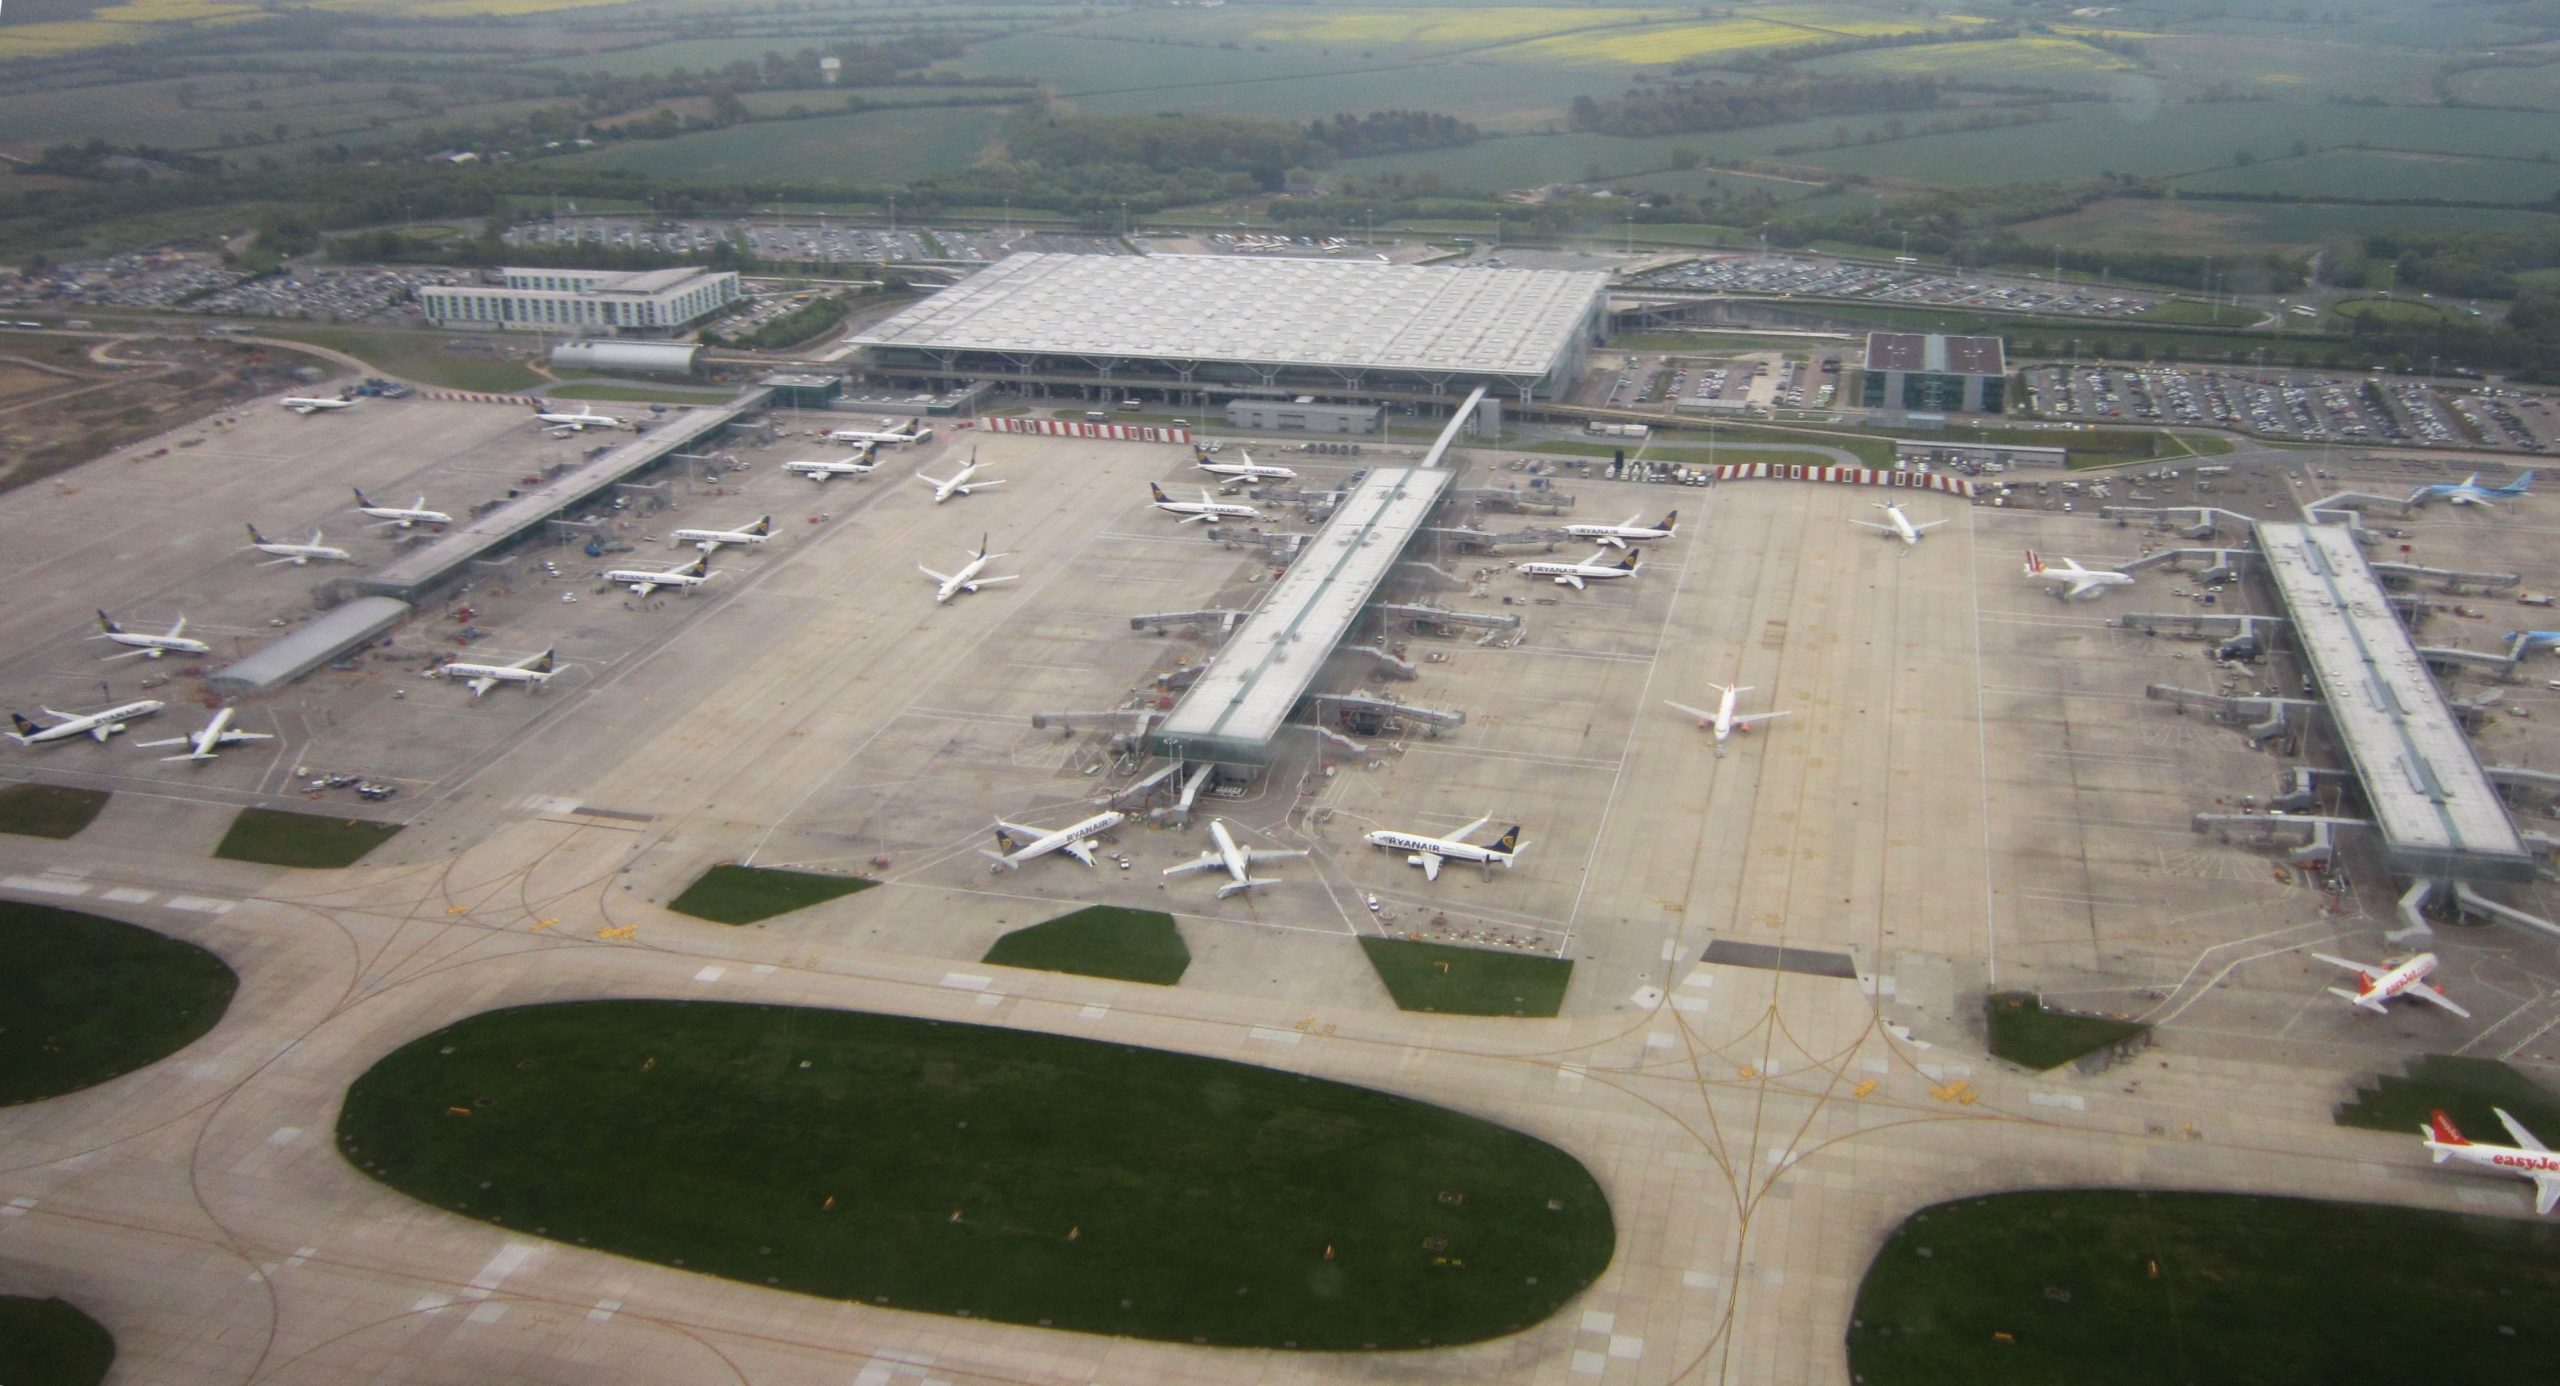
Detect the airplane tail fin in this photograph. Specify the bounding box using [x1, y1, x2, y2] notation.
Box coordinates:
[2025, 548, 2045, 574]
[1216, 877, 1279, 899]
[245, 523, 266, 545]
[1492, 825, 1524, 859]
[8, 713, 39, 740]
[2327, 986, 2372, 1008]
[1149, 482, 1170, 501]
[2515, 470, 2537, 493]
[1618, 551, 1641, 571]
[687, 556, 709, 577]
[2426, 1110, 2470, 1157]
[352, 486, 372, 507]
[1660, 510, 1678, 534]
[96, 610, 121, 634]
[536, 649, 555, 672]
[752, 516, 772, 535]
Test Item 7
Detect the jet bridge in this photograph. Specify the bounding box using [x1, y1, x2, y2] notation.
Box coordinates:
[2145, 684, 2324, 748]
[2100, 505, 2273, 542]
[1373, 603, 1523, 637]
[1129, 609, 1249, 638]
[2370, 560, 2521, 594]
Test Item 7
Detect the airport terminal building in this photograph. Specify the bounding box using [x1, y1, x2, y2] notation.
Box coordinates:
[1859, 332, 2007, 413]
[418, 267, 742, 337]
[851, 253, 1610, 404]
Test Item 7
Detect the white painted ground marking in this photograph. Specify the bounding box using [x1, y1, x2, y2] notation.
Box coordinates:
[751, 963, 775, 976]
[1645, 1031, 1676, 1050]
[586, 1299, 621, 1323]
[974, 992, 1003, 1008]
[1557, 1062, 1586, 1089]
[1629, 986, 1664, 1008]
[2, 1196, 35, 1217]
[101, 887, 154, 904]
[3, 876, 89, 896]
[410, 1295, 452, 1314]
[1609, 1335, 1645, 1360]
[166, 896, 233, 913]
[1572, 1349, 1607, 1375]
[2029, 1092, 2088, 1112]
[692, 965, 724, 983]
[1580, 1310, 1616, 1334]
[1659, 939, 1679, 961]
[466, 1302, 506, 1325]
[1678, 969, 1713, 989]
[1077, 1004, 1110, 1020]
[1766, 1146, 1799, 1168]
[1683, 1270, 1721, 1290]
[1671, 993, 1711, 1015]
[1247, 1026, 1302, 1046]
[267, 1126, 301, 1145]
[938, 972, 992, 992]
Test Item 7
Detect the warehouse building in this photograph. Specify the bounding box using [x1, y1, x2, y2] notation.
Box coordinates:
[1858, 333, 2007, 413]
[552, 340, 703, 376]
[853, 253, 1608, 404]
[419, 267, 741, 337]
[1225, 397, 1382, 434]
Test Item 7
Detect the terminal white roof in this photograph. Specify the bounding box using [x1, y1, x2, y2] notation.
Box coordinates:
[854, 254, 1607, 378]
[1157, 466, 1453, 754]
[2257, 522, 2527, 871]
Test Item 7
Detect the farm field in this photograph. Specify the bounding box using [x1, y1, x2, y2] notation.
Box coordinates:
[2174, 150, 2560, 205]
[1800, 35, 2138, 93]
[2013, 198, 2560, 255]
[564, 106, 1006, 185]
[2139, 34, 2447, 103]
[1063, 56, 1627, 128]
[2447, 62, 2560, 109]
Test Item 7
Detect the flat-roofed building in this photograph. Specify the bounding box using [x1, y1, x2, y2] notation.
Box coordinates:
[1226, 398, 1382, 434]
[419, 267, 741, 337]
[1858, 332, 2007, 413]
[854, 253, 1607, 404]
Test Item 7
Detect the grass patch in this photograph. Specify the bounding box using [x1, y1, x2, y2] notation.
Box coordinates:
[0, 1296, 114, 1386]
[982, 906, 1190, 986]
[1985, 991, 2149, 1071]
[0, 783, 109, 839]
[1849, 1190, 2560, 1385]
[0, 902, 237, 1107]
[2333, 295, 2466, 326]
[337, 1000, 1614, 1347]
[244, 326, 541, 393]
[2137, 298, 2257, 327]
[213, 808, 402, 869]
[543, 381, 731, 403]
[1359, 938, 1572, 1018]
[2336, 1054, 2560, 1139]
[666, 863, 875, 925]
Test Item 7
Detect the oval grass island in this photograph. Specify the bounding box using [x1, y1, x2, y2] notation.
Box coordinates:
[338, 1000, 1614, 1349]
[1, 902, 239, 1107]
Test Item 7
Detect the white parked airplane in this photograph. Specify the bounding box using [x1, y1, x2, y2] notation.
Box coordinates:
[1148, 482, 1258, 524]
[2423, 1108, 2560, 1214]
[93, 610, 209, 661]
[605, 554, 715, 597]
[1853, 500, 1946, 546]
[919, 455, 1003, 504]
[245, 525, 352, 566]
[532, 404, 621, 432]
[2024, 549, 2134, 601]
[921, 534, 1019, 604]
[669, 515, 773, 552]
[1567, 509, 1678, 549]
[1363, 814, 1526, 882]
[135, 706, 275, 763]
[784, 453, 878, 483]
[1163, 818, 1308, 898]
[1195, 448, 1295, 482]
[825, 420, 931, 446]
[7, 699, 166, 746]
[1515, 548, 1640, 590]
[982, 810, 1126, 870]
[1665, 683, 1790, 756]
[428, 647, 565, 697]
[281, 396, 355, 415]
[2312, 950, 2472, 1018]
[352, 488, 451, 529]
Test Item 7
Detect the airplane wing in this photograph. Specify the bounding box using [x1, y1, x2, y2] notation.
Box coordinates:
[969, 574, 1021, 591]
[1449, 814, 1493, 844]
[2065, 576, 2105, 599]
[131, 734, 187, 750]
[1664, 701, 1716, 723]
[2411, 984, 2473, 1019]
[1182, 511, 1215, 524]
[2497, 1108, 2550, 1153]
[1415, 852, 1444, 881]
[994, 820, 1047, 841]
[86, 723, 117, 742]
[224, 731, 276, 744]
[1059, 839, 1100, 867]
[960, 480, 1006, 494]
[918, 565, 954, 585]
[1850, 521, 1893, 532]
[1162, 853, 1226, 878]
[1558, 573, 1585, 590]
[1913, 520, 1950, 533]
[1245, 847, 1310, 866]
[1732, 711, 1791, 729]
[467, 674, 500, 697]
[2536, 1176, 2559, 1217]
[2310, 952, 2384, 976]
[627, 579, 660, 597]
[1621, 510, 1644, 528]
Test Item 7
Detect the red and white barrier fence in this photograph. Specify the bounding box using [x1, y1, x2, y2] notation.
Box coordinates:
[979, 417, 1192, 445]
[427, 391, 544, 405]
[1713, 462, 1975, 498]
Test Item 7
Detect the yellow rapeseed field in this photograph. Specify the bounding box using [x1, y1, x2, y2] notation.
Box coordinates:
[1526, 20, 1833, 65]
[1256, 7, 1684, 49]
[1835, 36, 2133, 78]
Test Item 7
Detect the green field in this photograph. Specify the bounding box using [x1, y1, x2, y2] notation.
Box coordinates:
[1849, 1190, 2560, 1384]
[2449, 62, 2560, 110]
[1, 902, 238, 1107]
[338, 1000, 1615, 1347]
[0, 783, 110, 839]
[214, 808, 403, 869]
[240, 326, 540, 393]
[665, 864, 875, 925]
[982, 906, 1190, 986]
[1985, 992, 2149, 1071]
[2175, 150, 2560, 206]
[1360, 938, 1572, 1017]
[566, 106, 1006, 185]
[2016, 198, 2560, 255]
[2333, 295, 2469, 325]
[2336, 1054, 2560, 1140]
[1801, 36, 2137, 94]
[0, 1296, 114, 1386]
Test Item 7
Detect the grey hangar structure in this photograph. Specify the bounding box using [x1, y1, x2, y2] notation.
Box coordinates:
[850, 253, 1611, 408]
